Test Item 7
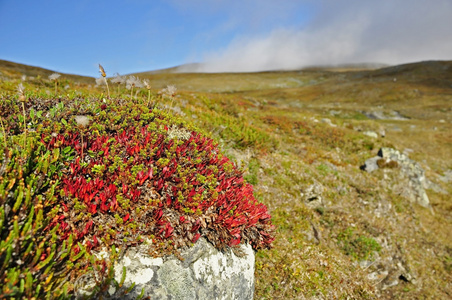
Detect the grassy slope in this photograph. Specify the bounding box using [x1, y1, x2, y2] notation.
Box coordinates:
[0, 59, 94, 84]
[1, 60, 451, 299]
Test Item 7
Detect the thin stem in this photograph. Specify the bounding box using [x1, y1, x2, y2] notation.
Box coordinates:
[81, 131, 84, 160]
[105, 78, 111, 99]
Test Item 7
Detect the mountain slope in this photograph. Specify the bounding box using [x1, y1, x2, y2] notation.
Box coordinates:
[0, 59, 93, 83]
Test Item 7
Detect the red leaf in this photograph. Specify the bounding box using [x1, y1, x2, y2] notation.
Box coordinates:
[123, 213, 130, 222]
[165, 223, 174, 238]
[192, 233, 201, 243]
[155, 209, 163, 220]
[100, 202, 109, 212]
[229, 237, 241, 246]
[122, 184, 128, 194]
[60, 222, 68, 230]
[73, 245, 80, 255]
[110, 199, 118, 212]
[191, 220, 201, 232]
[137, 170, 148, 185]
[86, 241, 93, 251]
[83, 220, 94, 235]
[131, 189, 141, 201]
[88, 204, 97, 214]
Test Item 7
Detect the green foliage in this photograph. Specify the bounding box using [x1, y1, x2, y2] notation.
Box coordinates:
[244, 158, 260, 185]
[0, 136, 66, 298]
[197, 106, 277, 150]
[337, 228, 381, 261]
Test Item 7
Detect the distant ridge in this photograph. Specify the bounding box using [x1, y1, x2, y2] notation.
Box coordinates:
[0, 59, 94, 83]
[371, 60, 452, 77]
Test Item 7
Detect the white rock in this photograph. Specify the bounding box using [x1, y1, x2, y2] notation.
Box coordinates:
[77, 238, 255, 300]
[363, 131, 378, 138]
[321, 118, 337, 127]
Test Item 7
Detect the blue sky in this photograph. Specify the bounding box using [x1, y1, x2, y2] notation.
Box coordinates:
[1, 0, 451, 76]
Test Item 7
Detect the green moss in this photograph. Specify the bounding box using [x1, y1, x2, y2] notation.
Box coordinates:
[337, 228, 381, 261]
[244, 158, 260, 185]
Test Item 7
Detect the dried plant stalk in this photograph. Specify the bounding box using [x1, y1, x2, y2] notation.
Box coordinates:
[99, 64, 111, 99]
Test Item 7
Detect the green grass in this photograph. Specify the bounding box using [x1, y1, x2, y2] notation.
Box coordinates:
[337, 228, 382, 261]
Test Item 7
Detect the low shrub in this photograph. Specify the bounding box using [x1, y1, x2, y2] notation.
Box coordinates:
[0, 96, 275, 298]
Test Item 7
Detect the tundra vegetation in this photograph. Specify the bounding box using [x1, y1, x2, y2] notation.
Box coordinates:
[0, 59, 451, 299]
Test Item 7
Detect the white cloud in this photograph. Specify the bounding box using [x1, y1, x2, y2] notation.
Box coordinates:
[186, 0, 452, 72]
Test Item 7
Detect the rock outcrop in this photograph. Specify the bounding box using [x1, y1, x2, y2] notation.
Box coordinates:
[77, 238, 255, 300]
[301, 182, 324, 210]
[361, 147, 430, 207]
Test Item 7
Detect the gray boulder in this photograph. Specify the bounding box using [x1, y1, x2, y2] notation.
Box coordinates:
[378, 148, 429, 207]
[77, 238, 255, 300]
[361, 148, 430, 208]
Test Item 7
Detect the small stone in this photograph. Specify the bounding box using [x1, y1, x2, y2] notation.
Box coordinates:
[363, 131, 378, 138]
[321, 118, 336, 127]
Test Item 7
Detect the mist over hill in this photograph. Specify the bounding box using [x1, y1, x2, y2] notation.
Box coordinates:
[172, 62, 390, 73]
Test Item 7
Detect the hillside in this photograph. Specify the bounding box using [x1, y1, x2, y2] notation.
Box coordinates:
[0, 59, 94, 83]
[0, 60, 451, 299]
